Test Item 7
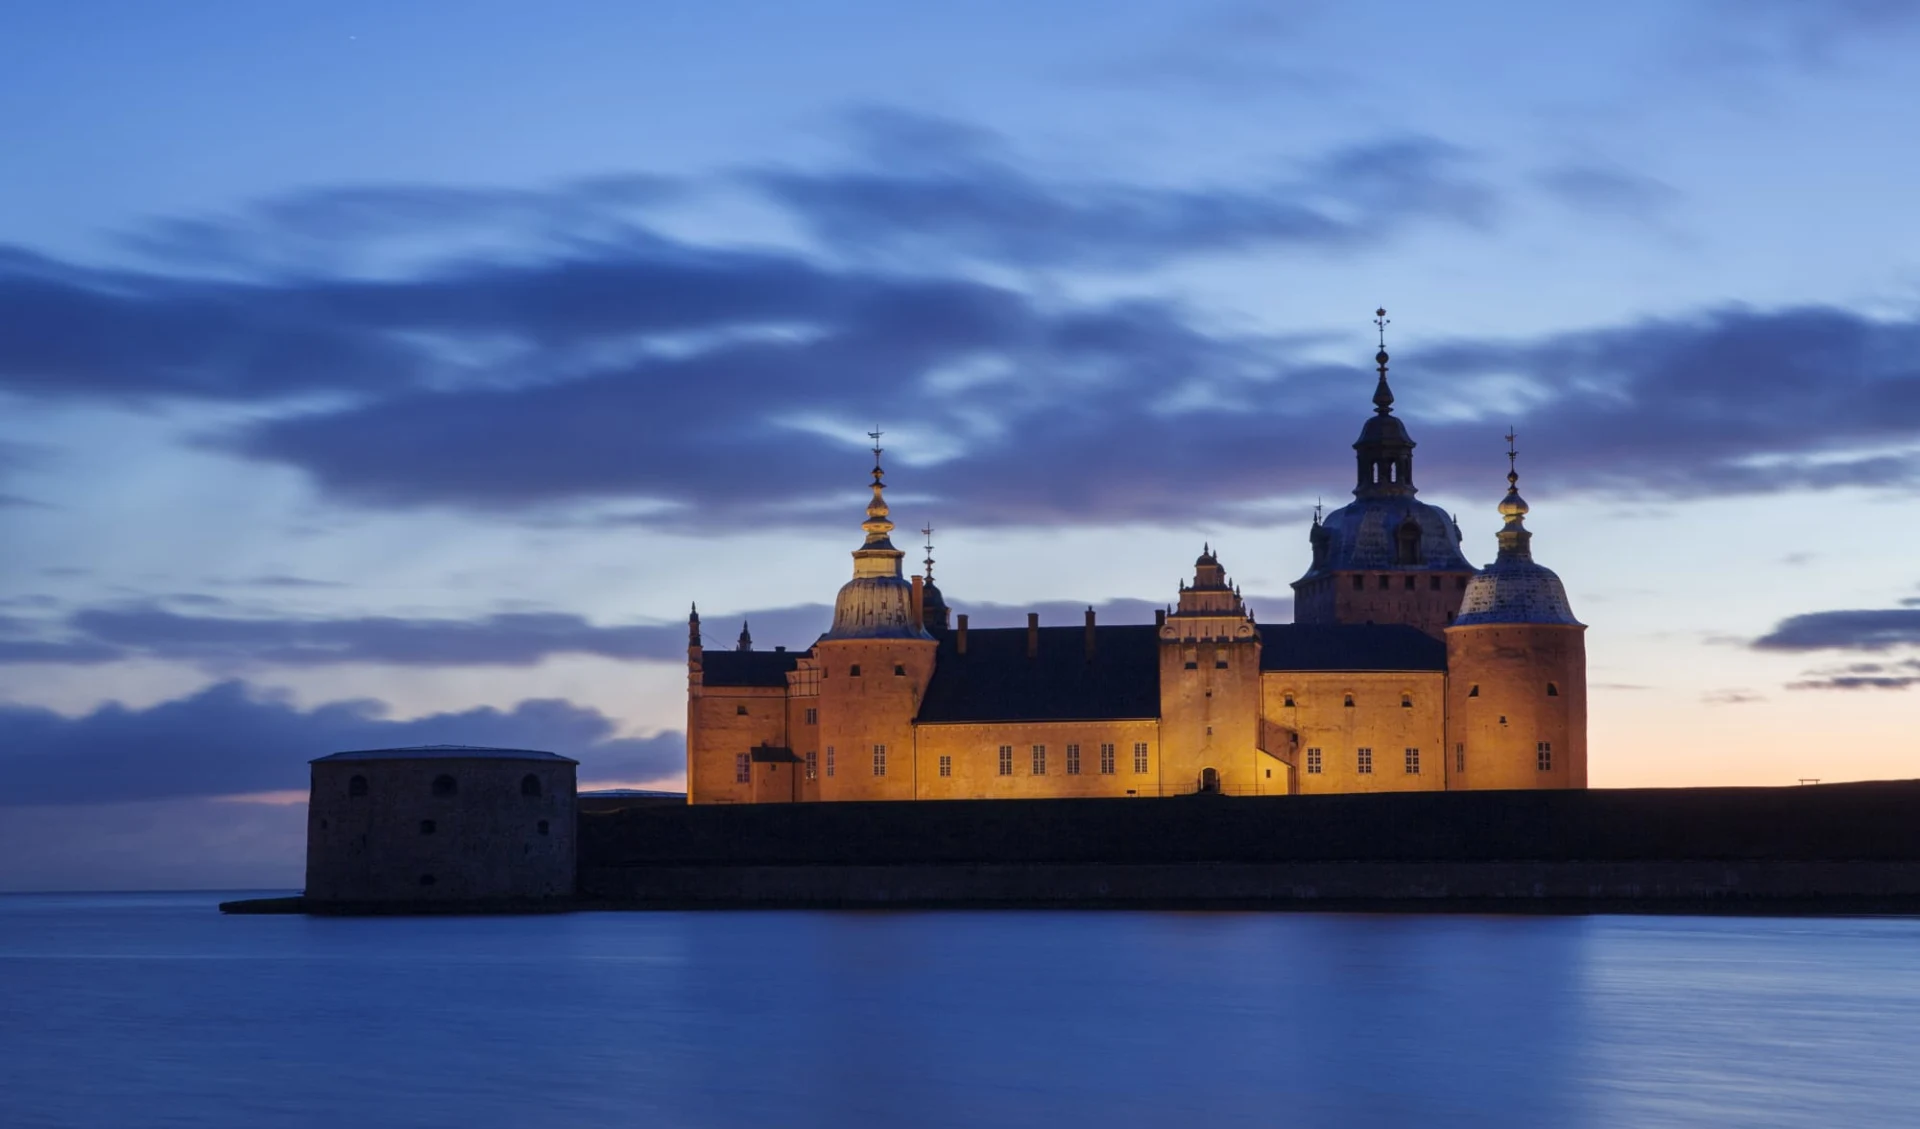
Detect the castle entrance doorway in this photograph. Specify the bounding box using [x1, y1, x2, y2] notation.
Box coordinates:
[1200, 767, 1220, 793]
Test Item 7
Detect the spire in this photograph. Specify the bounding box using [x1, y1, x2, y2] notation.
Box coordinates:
[688, 603, 701, 649]
[861, 427, 895, 549]
[736, 621, 753, 651]
[1372, 307, 1394, 415]
[921, 522, 936, 581]
[1352, 306, 1416, 498]
[1496, 427, 1533, 561]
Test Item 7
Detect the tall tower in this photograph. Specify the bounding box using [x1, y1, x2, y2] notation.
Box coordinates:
[1157, 545, 1264, 795]
[813, 432, 937, 801]
[1444, 434, 1587, 789]
[1293, 310, 1476, 636]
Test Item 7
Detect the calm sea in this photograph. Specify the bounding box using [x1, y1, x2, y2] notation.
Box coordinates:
[1, 893, 1917, 1128]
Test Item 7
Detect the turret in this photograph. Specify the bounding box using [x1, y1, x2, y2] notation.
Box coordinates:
[1292, 309, 1476, 637]
[813, 431, 938, 801]
[1444, 433, 1587, 790]
[1157, 544, 1267, 795]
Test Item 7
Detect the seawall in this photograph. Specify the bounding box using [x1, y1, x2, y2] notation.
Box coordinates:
[576, 780, 1920, 913]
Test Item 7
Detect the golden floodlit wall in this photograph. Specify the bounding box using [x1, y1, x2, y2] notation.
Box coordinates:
[686, 683, 786, 804]
[813, 637, 937, 802]
[1263, 670, 1449, 795]
[1444, 624, 1587, 790]
[914, 720, 1160, 799]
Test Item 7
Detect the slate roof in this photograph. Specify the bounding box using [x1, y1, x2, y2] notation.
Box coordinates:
[1258, 623, 1447, 672]
[312, 744, 578, 764]
[918, 625, 1161, 723]
[701, 649, 801, 687]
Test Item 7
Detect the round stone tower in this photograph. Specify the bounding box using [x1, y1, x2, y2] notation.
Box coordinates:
[305, 744, 578, 906]
[1444, 438, 1587, 789]
[813, 434, 936, 801]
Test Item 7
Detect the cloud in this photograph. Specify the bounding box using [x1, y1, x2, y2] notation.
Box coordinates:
[754, 119, 1497, 270]
[0, 796, 309, 892]
[1751, 609, 1920, 652]
[0, 680, 683, 806]
[1701, 688, 1765, 705]
[1534, 164, 1680, 221]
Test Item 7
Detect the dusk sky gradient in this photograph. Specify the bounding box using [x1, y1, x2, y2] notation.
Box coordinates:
[5, 0, 1920, 889]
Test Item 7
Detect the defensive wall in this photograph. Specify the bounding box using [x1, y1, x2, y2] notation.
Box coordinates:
[575, 780, 1920, 914]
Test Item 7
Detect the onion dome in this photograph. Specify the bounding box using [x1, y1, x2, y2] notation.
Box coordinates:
[825, 432, 933, 641]
[1453, 433, 1581, 627]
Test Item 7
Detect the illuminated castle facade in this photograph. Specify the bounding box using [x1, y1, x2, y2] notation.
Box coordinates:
[685, 321, 1586, 802]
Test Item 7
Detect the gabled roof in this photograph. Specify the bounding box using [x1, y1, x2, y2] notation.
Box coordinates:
[701, 649, 801, 687]
[1258, 623, 1446, 672]
[918, 625, 1161, 723]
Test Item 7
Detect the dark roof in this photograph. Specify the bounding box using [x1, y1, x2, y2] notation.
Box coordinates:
[748, 746, 802, 763]
[1258, 623, 1446, 672]
[312, 744, 578, 764]
[701, 649, 801, 687]
[918, 625, 1161, 723]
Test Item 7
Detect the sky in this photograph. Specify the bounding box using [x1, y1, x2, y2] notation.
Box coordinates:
[4, 0, 1920, 890]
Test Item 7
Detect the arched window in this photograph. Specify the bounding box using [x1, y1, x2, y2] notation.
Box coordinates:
[1343, 694, 1355, 708]
[348, 774, 368, 798]
[1401, 694, 1413, 709]
[432, 774, 457, 797]
[1547, 682, 1560, 697]
[1468, 684, 1480, 698]
[520, 774, 542, 797]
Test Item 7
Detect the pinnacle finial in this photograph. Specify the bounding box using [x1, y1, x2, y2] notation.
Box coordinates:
[860, 428, 895, 547]
[736, 621, 753, 651]
[1371, 307, 1394, 414]
[921, 522, 936, 581]
[1505, 427, 1520, 491]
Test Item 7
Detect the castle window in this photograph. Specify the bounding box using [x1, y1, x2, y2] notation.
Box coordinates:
[432, 774, 457, 797]
[736, 705, 748, 716]
[521, 774, 542, 797]
[1401, 694, 1412, 708]
[1283, 694, 1295, 708]
[938, 755, 952, 778]
[1066, 744, 1081, 775]
[805, 707, 818, 725]
[1031, 745, 1047, 775]
[1352, 576, 1365, 591]
[735, 754, 750, 784]
[419, 820, 436, 835]
[1343, 694, 1354, 708]
[1100, 743, 1116, 774]
[1133, 743, 1150, 773]
[1468, 685, 1480, 698]
[1547, 682, 1560, 697]
[537, 820, 549, 836]
[805, 751, 817, 780]
[826, 747, 836, 777]
[348, 774, 368, 798]
[872, 744, 887, 776]
[1404, 747, 1420, 775]
[1537, 742, 1552, 771]
[1378, 574, 1390, 590]
[1404, 575, 1416, 590]
[1306, 747, 1322, 774]
[419, 874, 436, 887]
[1215, 659, 1228, 669]
[1430, 575, 1442, 591]
[998, 746, 1013, 775]
[894, 664, 906, 676]
[1456, 743, 1465, 773]
[849, 665, 861, 677]
[1185, 661, 1198, 670]
[1357, 747, 1373, 774]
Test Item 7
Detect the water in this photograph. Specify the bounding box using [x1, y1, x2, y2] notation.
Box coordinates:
[2, 894, 1917, 1128]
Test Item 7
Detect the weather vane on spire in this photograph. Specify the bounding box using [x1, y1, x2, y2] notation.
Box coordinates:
[1505, 427, 1520, 490]
[921, 523, 935, 580]
[1373, 307, 1391, 378]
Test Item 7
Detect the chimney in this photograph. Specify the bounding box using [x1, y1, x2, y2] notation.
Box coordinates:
[1084, 606, 1097, 660]
[910, 575, 925, 629]
[956, 614, 969, 655]
[1027, 612, 1039, 659]
[1154, 609, 1166, 628]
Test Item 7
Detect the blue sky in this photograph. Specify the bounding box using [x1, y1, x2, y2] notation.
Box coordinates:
[4, 0, 1920, 890]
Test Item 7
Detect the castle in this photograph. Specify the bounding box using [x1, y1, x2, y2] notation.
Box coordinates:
[685, 316, 1586, 802]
